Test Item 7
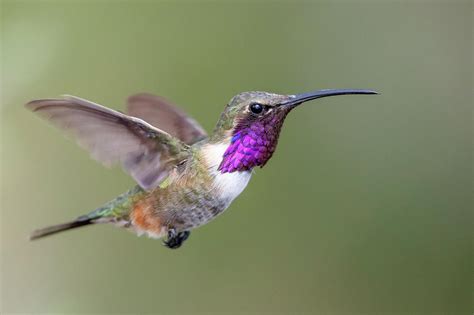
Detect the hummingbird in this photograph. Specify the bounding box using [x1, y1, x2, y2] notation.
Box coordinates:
[27, 89, 377, 249]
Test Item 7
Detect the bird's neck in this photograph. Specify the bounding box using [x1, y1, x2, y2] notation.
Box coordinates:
[199, 138, 233, 171]
[199, 141, 252, 204]
[207, 115, 287, 173]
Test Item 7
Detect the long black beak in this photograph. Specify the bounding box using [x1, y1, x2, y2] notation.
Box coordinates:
[282, 89, 378, 107]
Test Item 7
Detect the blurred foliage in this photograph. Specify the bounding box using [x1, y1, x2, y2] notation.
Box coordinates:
[1, 1, 471, 314]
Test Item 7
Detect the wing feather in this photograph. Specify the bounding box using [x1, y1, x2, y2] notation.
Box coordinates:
[26, 95, 189, 190]
[127, 93, 207, 145]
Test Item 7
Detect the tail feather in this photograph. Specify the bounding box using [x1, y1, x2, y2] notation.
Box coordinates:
[30, 186, 142, 241]
[30, 218, 94, 240]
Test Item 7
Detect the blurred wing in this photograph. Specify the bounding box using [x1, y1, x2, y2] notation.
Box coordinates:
[127, 93, 207, 145]
[26, 95, 189, 190]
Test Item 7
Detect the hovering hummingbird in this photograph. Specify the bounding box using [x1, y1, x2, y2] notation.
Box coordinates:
[27, 89, 377, 249]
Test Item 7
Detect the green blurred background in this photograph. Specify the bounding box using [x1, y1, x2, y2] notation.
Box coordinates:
[1, 1, 472, 314]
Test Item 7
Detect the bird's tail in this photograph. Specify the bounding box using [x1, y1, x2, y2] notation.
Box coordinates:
[30, 217, 94, 240]
[29, 186, 143, 241]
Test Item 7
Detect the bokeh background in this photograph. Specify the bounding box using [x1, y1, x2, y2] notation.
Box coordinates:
[1, 1, 472, 314]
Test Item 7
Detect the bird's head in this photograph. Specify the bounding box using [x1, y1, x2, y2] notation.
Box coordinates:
[212, 89, 378, 173]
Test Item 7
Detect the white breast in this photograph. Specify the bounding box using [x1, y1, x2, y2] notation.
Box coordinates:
[202, 143, 252, 203]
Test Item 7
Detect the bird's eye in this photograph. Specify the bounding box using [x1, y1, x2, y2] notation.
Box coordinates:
[249, 103, 264, 114]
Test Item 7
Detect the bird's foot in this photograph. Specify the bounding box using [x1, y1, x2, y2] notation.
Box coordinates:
[163, 228, 190, 249]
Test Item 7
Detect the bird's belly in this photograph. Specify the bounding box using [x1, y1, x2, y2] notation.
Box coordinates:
[169, 195, 228, 230]
[129, 143, 252, 238]
[167, 170, 252, 231]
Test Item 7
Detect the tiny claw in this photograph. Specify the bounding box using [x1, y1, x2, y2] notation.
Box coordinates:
[163, 229, 190, 249]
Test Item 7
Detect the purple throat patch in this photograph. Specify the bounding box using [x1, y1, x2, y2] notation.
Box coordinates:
[218, 112, 288, 173]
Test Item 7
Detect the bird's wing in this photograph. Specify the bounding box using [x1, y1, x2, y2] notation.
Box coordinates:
[127, 93, 208, 145]
[26, 95, 190, 191]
